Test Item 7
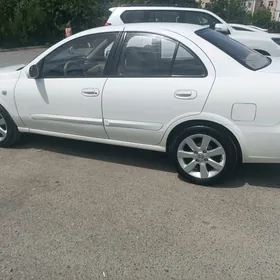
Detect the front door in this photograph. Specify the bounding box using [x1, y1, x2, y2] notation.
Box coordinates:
[103, 31, 215, 145]
[15, 32, 119, 139]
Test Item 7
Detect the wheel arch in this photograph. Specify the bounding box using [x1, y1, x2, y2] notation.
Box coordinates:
[165, 119, 243, 164]
[0, 100, 24, 128]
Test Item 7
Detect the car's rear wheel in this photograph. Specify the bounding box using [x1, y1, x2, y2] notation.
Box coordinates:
[0, 105, 20, 147]
[169, 125, 238, 186]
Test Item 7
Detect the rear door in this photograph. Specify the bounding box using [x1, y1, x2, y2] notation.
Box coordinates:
[102, 29, 216, 145]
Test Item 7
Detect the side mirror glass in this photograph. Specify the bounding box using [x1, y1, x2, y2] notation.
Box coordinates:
[214, 23, 230, 35]
[29, 65, 39, 79]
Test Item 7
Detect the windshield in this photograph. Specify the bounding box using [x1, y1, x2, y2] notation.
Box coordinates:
[195, 28, 271, 71]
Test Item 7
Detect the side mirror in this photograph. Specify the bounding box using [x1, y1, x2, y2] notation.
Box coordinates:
[29, 65, 39, 79]
[214, 23, 230, 35]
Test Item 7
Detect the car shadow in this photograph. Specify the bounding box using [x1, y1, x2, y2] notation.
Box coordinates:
[17, 134, 174, 173]
[15, 134, 280, 189]
[218, 164, 280, 189]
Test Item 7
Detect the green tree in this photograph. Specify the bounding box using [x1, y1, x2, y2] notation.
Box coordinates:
[205, 0, 249, 23]
[0, 0, 104, 47]
[250, 9, 272, 28]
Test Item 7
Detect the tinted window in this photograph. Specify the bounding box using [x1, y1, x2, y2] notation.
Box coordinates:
[116, 32, 206, 77]
[117, 33, 177, 77]
[172, 44, 206, 76]
[154, 10, 180, 22]
[41, 33, 118, 78]
[121, 10, 220, 26]
[181, 11, 220, 26]
[121, 10, 154, 23]
[196, 28, 271, 70]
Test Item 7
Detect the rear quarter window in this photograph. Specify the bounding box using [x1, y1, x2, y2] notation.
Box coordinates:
[196, 28, 271, 71]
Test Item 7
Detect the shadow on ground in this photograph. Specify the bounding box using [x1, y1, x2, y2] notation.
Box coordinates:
[15, 134, 280, 189]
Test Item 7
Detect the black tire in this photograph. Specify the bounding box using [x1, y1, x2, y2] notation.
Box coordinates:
[0, 105, 20, 148]
[169, 125, 238, 186]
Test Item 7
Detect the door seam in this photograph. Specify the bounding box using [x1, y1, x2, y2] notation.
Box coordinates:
[101, 77, 110, 138]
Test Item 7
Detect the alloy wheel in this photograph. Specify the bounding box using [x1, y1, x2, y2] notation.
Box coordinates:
[177, 134, 226, 179]
[0, 113, 7, 142]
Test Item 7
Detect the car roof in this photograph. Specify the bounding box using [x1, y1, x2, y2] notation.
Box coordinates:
[125, 22, 205, 32]
[109, 6, 209, 12]
[77, 22, 205, 38]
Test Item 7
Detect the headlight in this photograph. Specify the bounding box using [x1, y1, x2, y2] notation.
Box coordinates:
[272, 37, 280, 45]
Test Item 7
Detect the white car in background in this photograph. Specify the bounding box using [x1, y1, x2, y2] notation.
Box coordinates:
[106, 5, 280, 56]
[248, 25, 268, 32]
[229, 23, 280, 46]
[229, 24, 268, 33]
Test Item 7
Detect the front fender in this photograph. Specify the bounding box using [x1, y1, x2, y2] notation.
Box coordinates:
[0, 70, 25, 127]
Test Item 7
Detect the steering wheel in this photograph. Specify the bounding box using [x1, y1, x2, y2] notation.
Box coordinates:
[63, 61, 83, 77]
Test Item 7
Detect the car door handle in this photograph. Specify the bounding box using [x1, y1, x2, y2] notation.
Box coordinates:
[174, 90, 197, 100]
[82, 88, 100, 97]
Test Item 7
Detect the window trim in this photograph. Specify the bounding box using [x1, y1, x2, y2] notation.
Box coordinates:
[110, 31, 208, 78]
[38, 31, 121, 79]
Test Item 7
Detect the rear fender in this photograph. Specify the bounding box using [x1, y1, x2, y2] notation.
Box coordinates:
[159, 112, 248, 160]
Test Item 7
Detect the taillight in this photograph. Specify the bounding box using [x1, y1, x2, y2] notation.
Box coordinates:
[105, 22, 111, 26]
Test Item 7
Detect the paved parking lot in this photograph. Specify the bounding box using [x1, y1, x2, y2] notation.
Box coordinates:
[1, 49, 280, 280]
[0, 48, 46, 68]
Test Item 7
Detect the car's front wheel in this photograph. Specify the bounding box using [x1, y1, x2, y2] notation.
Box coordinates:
[0, 105, 20, 147]
[169, 125, 238, 186]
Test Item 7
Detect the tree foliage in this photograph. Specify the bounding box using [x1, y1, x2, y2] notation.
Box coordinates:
[205, 0, 250, 23]
[251, 9, 272, 28]
[0, 0, 105, 47]
[0, 0, 278, 48]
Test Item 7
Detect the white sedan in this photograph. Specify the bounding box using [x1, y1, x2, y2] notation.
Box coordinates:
[0, 23, 279, 185]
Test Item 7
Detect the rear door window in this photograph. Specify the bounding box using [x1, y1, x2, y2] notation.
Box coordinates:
[116, 32, 177, 77]
[115, 32, 206, 77]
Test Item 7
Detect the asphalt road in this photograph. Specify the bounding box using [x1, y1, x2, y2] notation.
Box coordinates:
[1, 49, 280, 280]
[0, 48, 46, 68]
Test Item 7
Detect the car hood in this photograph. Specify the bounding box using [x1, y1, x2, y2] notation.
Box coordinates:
[0, 64, 25, 79]
[259, 57, 280, 73]
[0, 64, 25, 73]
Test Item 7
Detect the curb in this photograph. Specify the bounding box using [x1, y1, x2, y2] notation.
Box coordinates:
[0, 45, 49, 52]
